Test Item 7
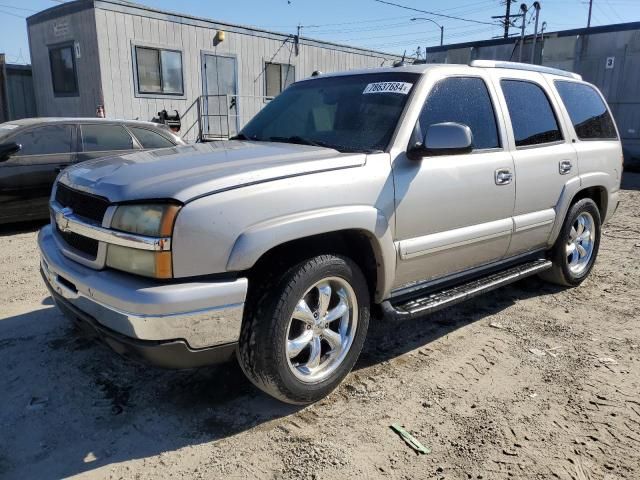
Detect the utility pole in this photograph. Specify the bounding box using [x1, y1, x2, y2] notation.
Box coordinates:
[530, 2, 541, 64]
[518, 3, 528, 62]
[587, 0, 593, 28]
[295, 24, 301, 56]
[503, 0, 513, 38]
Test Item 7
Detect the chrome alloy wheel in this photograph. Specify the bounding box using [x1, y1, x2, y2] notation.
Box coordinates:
[285, 277, 358, 383]
[566, 212, 596, 275]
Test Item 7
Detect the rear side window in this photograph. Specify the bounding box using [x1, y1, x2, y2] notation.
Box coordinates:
[501, 80, 563, 147]
[554, 81, 617, 140]
[129, 127, 175, 149]
[12, 125, 74, 155]
[82, 124, 135, 152]
[417, 77, 500, 150]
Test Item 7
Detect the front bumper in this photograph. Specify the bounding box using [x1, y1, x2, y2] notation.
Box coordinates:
[38, 225, 248, 366]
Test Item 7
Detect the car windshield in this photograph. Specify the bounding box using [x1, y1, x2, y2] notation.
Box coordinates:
[238, 72, 419, 153]
[0, 122, 21, 142]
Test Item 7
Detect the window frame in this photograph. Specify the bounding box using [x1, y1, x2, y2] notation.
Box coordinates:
[48, 42, 79, 98]
[264, 61, 296, 99]
[499, 78, 565, 150]
[553, 80, 618, 142]
[132, 43, 185, 99]
[79, 123, 141, 154]
[126, 125, 177, 149]
[9, 124, 76, 158]
[414, 74, 504, 154]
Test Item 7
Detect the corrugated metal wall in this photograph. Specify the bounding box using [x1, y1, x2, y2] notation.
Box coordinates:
[4, 65, 37, 120]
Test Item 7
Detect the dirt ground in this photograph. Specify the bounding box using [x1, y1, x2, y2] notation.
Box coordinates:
[1, 174, 639, 480]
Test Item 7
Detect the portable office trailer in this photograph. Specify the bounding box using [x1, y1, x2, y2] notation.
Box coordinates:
[27, 0, 401, 140]
[425, 22, 640, 161]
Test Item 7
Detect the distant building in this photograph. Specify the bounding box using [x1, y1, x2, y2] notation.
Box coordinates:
[26, 0, 401, 140]
[0, 55, 36, 122]
[425, 22, 640, 161]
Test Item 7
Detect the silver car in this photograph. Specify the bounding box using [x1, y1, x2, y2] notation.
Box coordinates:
[37, 61, 622, 404]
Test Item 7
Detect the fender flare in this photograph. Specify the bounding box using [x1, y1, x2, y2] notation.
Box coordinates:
[226, 205, 396, 302]
[548, 173, 610, 246]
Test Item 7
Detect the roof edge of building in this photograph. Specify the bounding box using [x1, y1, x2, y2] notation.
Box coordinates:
[27, 0, 402, 61]
[425, 21, 640, 53]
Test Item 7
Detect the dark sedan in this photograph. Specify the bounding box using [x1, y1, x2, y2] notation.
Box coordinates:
[0, 118, 185, 224]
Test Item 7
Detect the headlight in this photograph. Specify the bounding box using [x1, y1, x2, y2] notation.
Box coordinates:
[106, 203, 180, 279]
[111, 204, 180, 237]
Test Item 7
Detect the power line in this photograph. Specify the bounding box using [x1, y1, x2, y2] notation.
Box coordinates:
[0, 8, 26, 18]
[0, 3, 36, 12]
[373, 0, 499, 26]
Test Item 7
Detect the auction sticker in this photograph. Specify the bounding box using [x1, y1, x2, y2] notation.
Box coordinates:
[363, 82, 412, 95]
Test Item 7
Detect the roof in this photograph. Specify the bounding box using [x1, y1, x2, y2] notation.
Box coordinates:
[298, 61, 585, 82]
[0, 117, 168, 128]
[426, 21, 640, 53]
[26, 0, 402, 61]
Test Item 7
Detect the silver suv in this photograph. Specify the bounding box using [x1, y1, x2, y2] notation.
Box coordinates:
[38, 61, 622, 404]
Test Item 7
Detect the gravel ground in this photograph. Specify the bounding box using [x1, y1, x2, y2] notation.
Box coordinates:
[1, 174, 639, 480]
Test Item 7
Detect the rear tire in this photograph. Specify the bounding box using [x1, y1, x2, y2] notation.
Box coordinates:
[540, 198, 601, 287]
[237, 254, 370, 405]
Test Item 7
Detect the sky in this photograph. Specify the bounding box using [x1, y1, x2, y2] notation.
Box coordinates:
[1, 0, 639, 64]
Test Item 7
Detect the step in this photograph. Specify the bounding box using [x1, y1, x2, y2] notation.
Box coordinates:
[382, 259, 552, 321]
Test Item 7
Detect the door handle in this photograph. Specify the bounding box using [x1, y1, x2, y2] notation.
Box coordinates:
[559, 160, 573, 175]
[495, 168, 513, 185]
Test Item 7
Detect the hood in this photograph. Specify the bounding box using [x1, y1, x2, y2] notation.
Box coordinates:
[59, 141, 366, 203]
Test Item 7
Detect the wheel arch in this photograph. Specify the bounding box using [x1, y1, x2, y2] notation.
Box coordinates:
[227, 206, 396, 302]
[549, 176, 609, 246]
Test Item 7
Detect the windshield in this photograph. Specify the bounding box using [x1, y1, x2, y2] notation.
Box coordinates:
[239, 72, 419, 153]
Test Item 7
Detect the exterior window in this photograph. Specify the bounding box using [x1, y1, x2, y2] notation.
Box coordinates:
[135, 46, 184, 95]
[13, 125, 74, 155]
[265, 62, 295, 97]
[49, 45, 78, 96]
[416, 77, 500, 150]
[501, 80, 562, 147]
[81, 124, 135, 152]
[554, 81, 617, 140]
[129, 127, 175, 149]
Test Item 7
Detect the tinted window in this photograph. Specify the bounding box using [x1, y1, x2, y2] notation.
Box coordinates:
[49, 45, 78, 96]
[417, 77, 500, 150]
[555, 81, 617, 140]
[13, 125, 73, 155]
[135, 46, 184, 95]
[501, 80, 562, 147]
[82, 124, 135, 152]
[129, 127, 175, 149]
[241, 72, 418, 152]
[265, 62, 295, 97]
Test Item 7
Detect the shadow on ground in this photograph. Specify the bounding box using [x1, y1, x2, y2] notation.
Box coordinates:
[0, 274, 563, 480]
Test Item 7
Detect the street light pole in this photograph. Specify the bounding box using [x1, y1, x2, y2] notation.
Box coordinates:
[410, 17, 444, 46]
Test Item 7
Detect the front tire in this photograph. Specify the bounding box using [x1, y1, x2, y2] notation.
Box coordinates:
[237, 255, 370, 404]
[540, 198, 601, 286]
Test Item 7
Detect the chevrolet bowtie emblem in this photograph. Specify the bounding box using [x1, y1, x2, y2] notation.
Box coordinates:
[59, 207, 74, 232]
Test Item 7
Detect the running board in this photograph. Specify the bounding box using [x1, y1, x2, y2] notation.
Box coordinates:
[381, 259, 552, 321]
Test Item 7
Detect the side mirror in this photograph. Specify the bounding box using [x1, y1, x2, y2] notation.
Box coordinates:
[0, 142, 21, 162]
[408, 122, 473, 160]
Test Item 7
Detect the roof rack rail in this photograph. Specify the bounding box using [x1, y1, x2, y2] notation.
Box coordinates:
[469, 60, 582, 80]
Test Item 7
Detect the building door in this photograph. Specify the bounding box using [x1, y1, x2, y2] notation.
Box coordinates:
[202, 54, 238, 139]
